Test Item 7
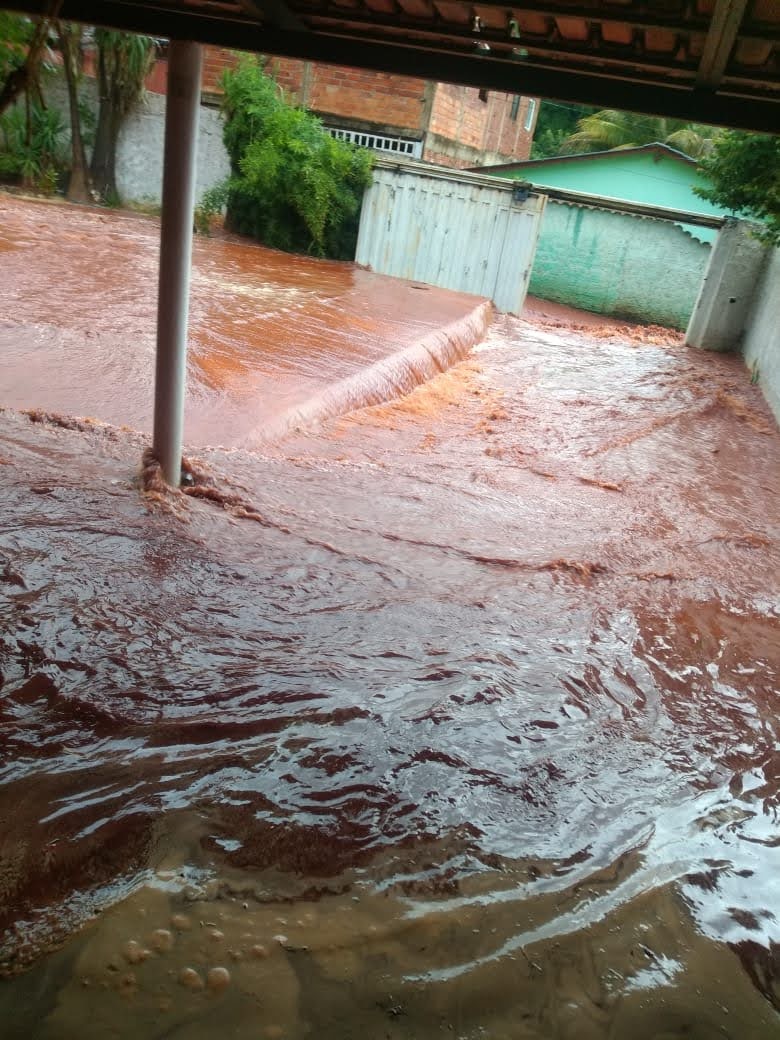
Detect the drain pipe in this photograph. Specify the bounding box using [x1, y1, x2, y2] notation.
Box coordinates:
[152, 40, 203, 486]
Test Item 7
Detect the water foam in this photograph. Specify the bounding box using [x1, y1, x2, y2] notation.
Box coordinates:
[244, 300, 493, 443]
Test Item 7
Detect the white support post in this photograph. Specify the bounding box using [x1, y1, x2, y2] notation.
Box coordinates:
[152, 40, 203, 486]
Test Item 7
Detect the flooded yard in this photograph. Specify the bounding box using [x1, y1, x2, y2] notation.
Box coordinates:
[0, 194, 778, 1039]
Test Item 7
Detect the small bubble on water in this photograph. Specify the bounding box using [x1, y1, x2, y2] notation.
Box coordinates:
[179, 967, 205, 991]
[207, 966, 231, 993]
[123, 941, 149, 965]
[150, 928, 174, 953]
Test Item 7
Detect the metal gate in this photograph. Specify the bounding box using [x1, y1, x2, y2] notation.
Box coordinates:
[356, 158, 546, 314]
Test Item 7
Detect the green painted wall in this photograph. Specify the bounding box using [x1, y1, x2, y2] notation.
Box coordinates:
[529, 201, 710, 329]
[489, 150, 725, 327]
[494, 150, 731, 244]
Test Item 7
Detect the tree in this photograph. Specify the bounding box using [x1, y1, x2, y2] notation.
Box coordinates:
[695, 131, 780, 247]
[90, 29, 155, 202]
[561, 109, 715, 159]
[0, 13, 49, 116]
[203, 56, 374, 259]
[56, 21, 92, 202]
[531, 100, 595, 160]
[0, 15, 64, 193]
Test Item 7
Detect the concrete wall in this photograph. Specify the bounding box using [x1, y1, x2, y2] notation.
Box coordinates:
[682, 221, 779, 425]
[528, 201, 711, 329]
[116, 91, 230, 205]
[685, 220, 770, 354]
[741, 246, 780, 423]
[40, 71, 230, 205]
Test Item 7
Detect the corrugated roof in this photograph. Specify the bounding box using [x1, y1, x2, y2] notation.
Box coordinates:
[477, 142, 699, 175]
[6, 0, 779, 131]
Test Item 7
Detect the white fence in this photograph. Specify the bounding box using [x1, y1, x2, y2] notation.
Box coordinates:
[356, 159, 546, 314]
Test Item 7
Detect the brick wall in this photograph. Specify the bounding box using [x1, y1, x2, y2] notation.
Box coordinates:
[428, 83, 486, 149]
[197, 48, 536, 166]
[203, 49, 428, 135]
[201, 47, 236, 93]
[268, 56, 306, 99]
[493, 96, 538, 157]
[306, 65, 428, 133]
[426, 85, 537, 165]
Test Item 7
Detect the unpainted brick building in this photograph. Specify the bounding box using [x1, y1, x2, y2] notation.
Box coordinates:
[201, 48, 538, 168]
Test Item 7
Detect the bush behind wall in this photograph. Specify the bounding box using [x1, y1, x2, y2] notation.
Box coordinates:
[202, 56, 374, 260]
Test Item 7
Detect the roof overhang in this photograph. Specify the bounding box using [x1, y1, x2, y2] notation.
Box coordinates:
[478, 141, 700, 173]
[5, 0, 779, 132]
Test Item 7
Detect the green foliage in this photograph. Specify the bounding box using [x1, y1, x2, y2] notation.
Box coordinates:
[77, 96, 96, 147]
[531, 101, 595, 159]
[694, 131, 780, 248]
[561, 109, 714, 159]
[195, 181, 228, 234]
[215, 56, 374, 259]
[0, 13, 34, 85]
[36, 161, 58, 195]
[220, 56, 280, 172]
[125, 197, 161, 216]
[0, 101, 66, 186]
[93, 29, 155, 117]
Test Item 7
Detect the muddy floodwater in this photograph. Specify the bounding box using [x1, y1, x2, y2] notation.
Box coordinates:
[0, 194, 778, 1039]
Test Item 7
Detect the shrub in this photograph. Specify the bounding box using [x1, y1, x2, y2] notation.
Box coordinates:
[0, 102, 67, 189]
[695, 131, 780, 248]
[205, 56, 373, 259]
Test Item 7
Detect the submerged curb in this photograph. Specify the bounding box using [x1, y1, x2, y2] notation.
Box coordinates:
[246, 298, 493, 443]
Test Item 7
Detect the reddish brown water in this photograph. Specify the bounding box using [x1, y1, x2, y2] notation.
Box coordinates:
[0, 195, 489, 445]
[0, 196, 778, 1039]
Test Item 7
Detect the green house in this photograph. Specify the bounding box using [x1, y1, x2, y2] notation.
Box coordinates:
[477, 144, 735, 328]
[480, 143, 732, 241]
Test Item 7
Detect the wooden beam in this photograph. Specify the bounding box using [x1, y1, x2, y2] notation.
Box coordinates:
[305, 10, 702, 81]
[436, 0, 780, 45]
[239, 0, 305, 34]
[696, 0, 750, 89]
[5, 0, 779, 131]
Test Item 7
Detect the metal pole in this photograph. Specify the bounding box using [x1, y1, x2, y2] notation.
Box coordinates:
[152, 39, 203, 486]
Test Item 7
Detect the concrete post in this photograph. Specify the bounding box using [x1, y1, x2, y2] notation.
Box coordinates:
[152, 40, 203, 486]
[685, 218, 769, 353]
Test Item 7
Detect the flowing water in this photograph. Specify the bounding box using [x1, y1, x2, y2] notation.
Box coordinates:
[0, 195, 778, 1039]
